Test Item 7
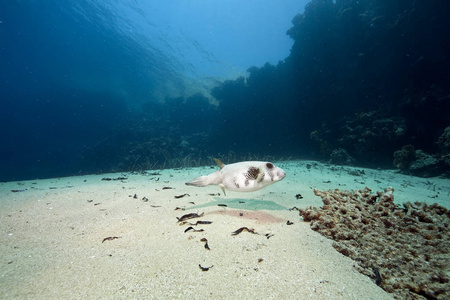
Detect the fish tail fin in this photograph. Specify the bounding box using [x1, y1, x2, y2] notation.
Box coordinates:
[185, 176, 210, 187]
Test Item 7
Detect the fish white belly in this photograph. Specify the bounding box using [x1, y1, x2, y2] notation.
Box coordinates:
[222, 176, 262, 192]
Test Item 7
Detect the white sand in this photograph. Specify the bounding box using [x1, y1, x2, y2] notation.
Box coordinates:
[1, 160, 448, 299]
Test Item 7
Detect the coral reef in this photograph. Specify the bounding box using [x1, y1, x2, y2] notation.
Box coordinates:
[299, 187, 450, 299]
[310, 110, 409, 168]
[329, 148, 355, 166]
[338, 114, 407, 166]
[393, 145, 416, 171]
[409, 150, 441, 177]
[393, 145, 448, 178]
[437, 127, 450, 151]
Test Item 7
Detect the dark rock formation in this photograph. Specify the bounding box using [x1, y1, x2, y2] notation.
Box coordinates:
[394, 144, 448, 177]
[329, 148, 355, 165]
[209, 0, 450, 175]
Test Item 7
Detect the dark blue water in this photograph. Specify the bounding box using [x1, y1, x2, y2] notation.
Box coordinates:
[2, 1, 149, 179]
[1, 0, 449, 181]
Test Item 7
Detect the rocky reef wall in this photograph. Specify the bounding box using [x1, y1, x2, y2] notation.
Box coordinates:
[208, 0, 450, 176]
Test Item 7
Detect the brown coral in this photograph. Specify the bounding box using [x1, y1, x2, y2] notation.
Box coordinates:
[299, 187, 450, 299]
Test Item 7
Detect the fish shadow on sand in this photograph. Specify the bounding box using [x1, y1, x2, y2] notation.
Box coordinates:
[188, 198, 287, 211]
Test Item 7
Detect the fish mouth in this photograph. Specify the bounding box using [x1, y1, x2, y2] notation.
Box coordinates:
[278, 170, 286, 180]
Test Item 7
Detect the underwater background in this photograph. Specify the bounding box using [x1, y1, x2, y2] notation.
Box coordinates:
[1, 0, 449, 182]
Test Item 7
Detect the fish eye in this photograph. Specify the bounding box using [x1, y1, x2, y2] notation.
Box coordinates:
[266, 163, 274, 169]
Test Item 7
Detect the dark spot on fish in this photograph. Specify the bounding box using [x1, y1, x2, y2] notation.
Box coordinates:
[162, 186, 174, 190]
[218, 204, 227, 207]
[234, 180, 240, 188]
[245, 179, 250, 186]
[287, 220, 294, 225]
[245, 167, 260, 180]
[295, 194, 303, 199]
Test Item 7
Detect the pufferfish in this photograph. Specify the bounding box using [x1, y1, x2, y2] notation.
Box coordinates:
[185, 158, 286, 195]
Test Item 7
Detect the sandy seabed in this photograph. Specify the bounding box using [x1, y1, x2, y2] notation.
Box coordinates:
[1, 160, 449, 299]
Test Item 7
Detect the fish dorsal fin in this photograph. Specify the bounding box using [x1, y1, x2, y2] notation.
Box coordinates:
[214, 158, 225, 170]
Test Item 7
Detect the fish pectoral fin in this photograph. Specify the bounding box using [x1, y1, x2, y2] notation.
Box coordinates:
[256, 168, 265, 183]
[214, 158, 225, 170]
[219, 184, 226, 196]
